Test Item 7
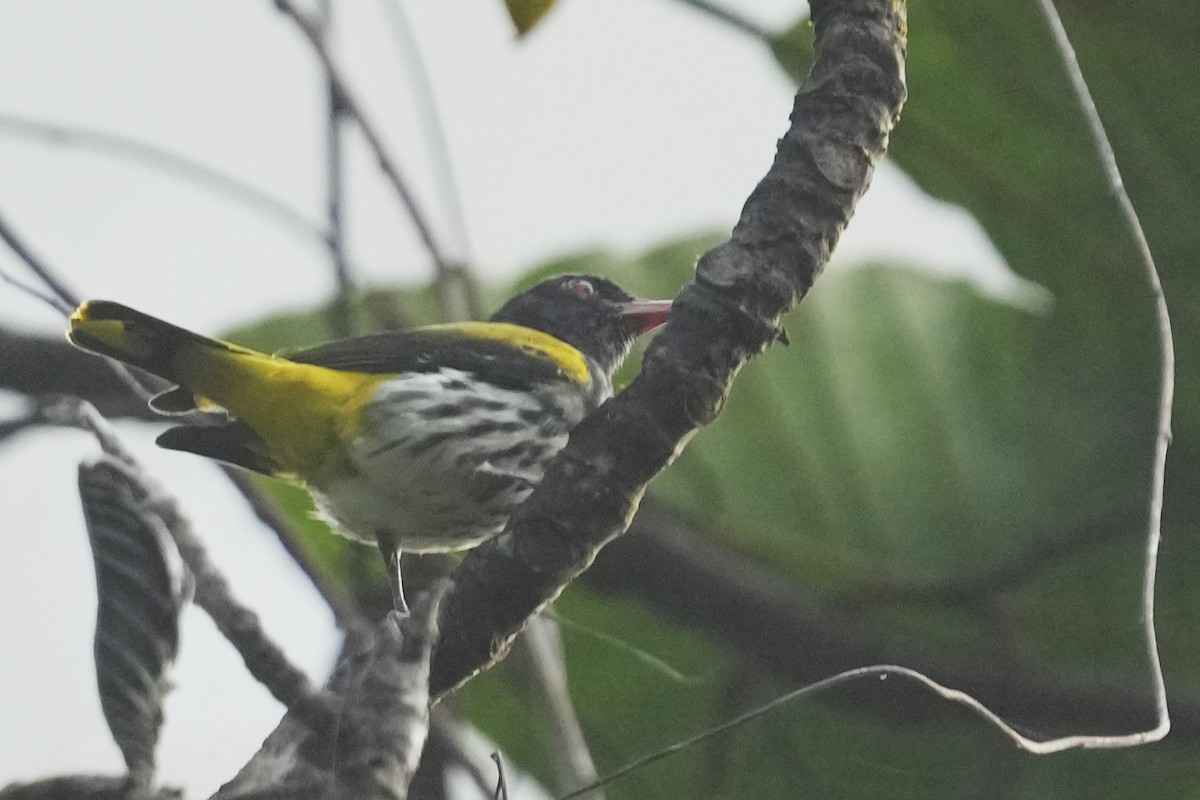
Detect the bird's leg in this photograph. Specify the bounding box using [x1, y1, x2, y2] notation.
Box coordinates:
[378, 539, 409, 615]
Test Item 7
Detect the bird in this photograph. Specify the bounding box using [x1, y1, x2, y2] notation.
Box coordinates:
[66, 275, 672, 613]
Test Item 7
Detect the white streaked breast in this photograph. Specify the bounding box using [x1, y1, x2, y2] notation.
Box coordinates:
[312, 367, 597, 552]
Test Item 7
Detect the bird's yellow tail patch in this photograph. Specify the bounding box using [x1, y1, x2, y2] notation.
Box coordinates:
[68, 300, 390, 478]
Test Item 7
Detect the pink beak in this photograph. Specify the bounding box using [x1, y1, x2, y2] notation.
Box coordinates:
[620, 299, 673, 333]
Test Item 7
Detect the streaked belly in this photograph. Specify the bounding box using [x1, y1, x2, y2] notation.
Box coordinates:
[312, 368, 589, 552]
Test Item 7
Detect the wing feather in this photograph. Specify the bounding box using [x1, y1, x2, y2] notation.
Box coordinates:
[283, 323, 589, 388]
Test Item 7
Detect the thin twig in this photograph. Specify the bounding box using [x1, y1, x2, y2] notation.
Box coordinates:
[557, 663, 1077, 799]
[0, 261, 69, 315]
[48, 399, 341, 734]
[491, 753, 509, 800]
[151, 480, 340, 735]
[0, 210, 78, 309]
[1031, 0, 1173, 748]
[0, 110, 339, 259]
[273, 0, 465, 318]
[0, 209, 349, 736]
[317, 0, 357, 338]
[0, 210, 154, 402]
[377, 0, 482, 320]
[221, 466, 363, 626]
[519, 616, 603, 798]
[670, 0, 773, 40]
[40, 398, 134, 465]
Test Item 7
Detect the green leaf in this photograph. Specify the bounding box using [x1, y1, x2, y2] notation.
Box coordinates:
[502, 0, 559, 37]
[774, 0, 1196, 449]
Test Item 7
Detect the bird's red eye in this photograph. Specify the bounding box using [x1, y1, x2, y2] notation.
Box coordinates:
[568, 279, 595, 298]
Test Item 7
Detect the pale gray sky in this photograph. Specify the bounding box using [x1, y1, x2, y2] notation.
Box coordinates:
[0, 2, 1023, 795]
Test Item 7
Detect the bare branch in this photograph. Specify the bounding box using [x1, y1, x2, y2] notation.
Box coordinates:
[1035, 0, 1175, 749]
[670, 0, 774, 40]
[429, 0, 908, 699]
[218, 600, 444, 799]
[376, 0, 482, 320]
[0, 262, 70, 315]
[516, 617, 602, 798]
[273, 0, 477, 320]
[317, 0, 357, 338]
[140, 463, 341, 735]
[0, 207, 78, 309]
[220, 467, 365, 627]
[332, 594, 443, 800]
[45, 398, 339, 735]
[0, 110, 339, 261]
[0, 210, 153, 402]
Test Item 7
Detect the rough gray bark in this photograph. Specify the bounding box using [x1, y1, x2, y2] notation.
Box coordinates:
[429, 0, 909, 699]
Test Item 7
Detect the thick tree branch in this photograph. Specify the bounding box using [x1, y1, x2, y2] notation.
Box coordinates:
[331, 599, 441, 800]
[214, 603, 441, 799]
[429, 0, 908, 698]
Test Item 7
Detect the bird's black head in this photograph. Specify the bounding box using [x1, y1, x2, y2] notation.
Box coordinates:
[490, 275, 672, 377]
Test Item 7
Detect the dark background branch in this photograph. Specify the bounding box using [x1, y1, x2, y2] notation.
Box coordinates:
[0, 775, 179, 800]
[0, 329, 161, 421]
[585, 500, 1200, 743]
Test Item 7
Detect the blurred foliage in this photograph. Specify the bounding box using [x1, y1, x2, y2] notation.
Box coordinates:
[226, 0, 1199, 797]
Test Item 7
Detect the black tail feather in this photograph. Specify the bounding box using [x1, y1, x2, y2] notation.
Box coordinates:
[157, 423, 279, 476]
